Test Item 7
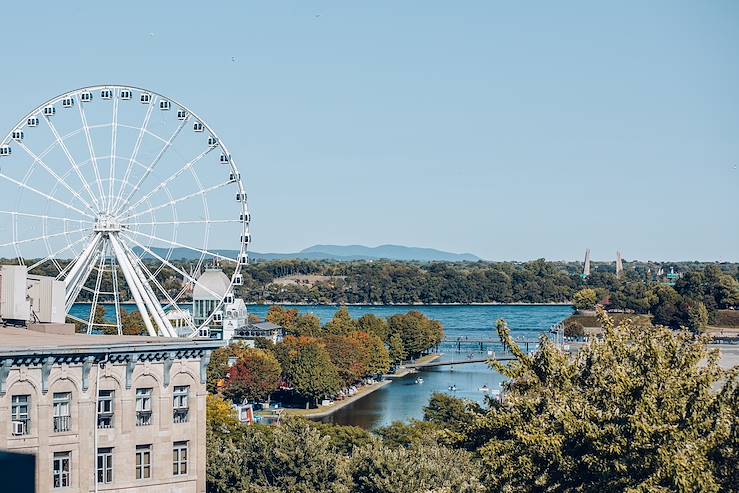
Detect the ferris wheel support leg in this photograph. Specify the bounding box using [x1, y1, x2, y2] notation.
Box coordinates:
[121, 243, 178, 337]
[108, 235, 158, 337]
[65, 233, 102, 311]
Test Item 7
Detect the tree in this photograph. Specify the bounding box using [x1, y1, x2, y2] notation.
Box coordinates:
[563, 320, 585, 337]
[572, 288, 597, 310]
[275, 336, 342, 406]
[458, 308, 738, 492]
[423, 393, 482, 433]
[357, 314, 389, 342]
[120, 309, 148, 335]
[223, 349, 282, 404]
[683, 299, 709, 334]
[325, 306, 358, 335]
[294, 313, 322, 337]
[388, 332, 406, 366]
[649, 284, 684, 329]
[207, 342, 254, 393]
[350, 332, 390, 376]
[349, 443, 485, 493]
[323, 335, 370, 386]
[387, 311, 443, 359]
[266, 306, 299, 330]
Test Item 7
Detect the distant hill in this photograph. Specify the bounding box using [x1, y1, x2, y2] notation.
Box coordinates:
[133, 244, 481, 262]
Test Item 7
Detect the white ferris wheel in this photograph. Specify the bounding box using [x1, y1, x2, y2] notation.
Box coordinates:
[0, 85, 250, 337]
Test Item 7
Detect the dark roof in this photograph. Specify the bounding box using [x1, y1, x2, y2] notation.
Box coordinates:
[249, 322, 283, 331]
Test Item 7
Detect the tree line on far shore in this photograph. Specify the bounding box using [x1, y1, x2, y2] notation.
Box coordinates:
[570, 264, 739, 334]
[207, 307, 444, 408]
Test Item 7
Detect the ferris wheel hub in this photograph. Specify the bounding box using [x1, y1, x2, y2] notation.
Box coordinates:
[94, 214, 122, 233]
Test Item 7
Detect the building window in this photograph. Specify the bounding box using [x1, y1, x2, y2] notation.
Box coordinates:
[136, 388, 152, 426]
[173, 441, 188, 476]
[52, 451, 71, 488]
[11, 395, 30, 436]
[97, 390, 114, 429]
[53, 392, 71, 433]
[96, 448, 113, 484]
[135, 445, 152, 480]
[173, 386, 189, 423]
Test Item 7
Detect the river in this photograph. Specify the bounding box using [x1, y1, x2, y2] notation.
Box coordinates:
[71, 303, 572, 429]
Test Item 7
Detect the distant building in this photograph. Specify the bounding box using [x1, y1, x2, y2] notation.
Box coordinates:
[192, 268, 231, 337]
[0, 324, 221, 493]
[219, 296, 249, 343]
[234, 322, 285, 347]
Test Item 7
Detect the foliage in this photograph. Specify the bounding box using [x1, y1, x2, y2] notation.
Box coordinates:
[223, 349, 282, 403]
[374, 420, 445, 449]
[306, 420, 375, 454]
[387, 311, 443, 359]
[323, 334, 370, 386]
[325, 306, 359, 335]
[563, 320, 585, 337]
[388, 332, 406, 366]
[572, 288, 597, 311]
[423, 393, 482, 434]
[458, 308, 738, 492]
[356, 314, 390, 342]
[275, 336, 342, 406]
[349, 443, 485, 493]
[207, 342, 254, 393]
[351, 332, 391, 376]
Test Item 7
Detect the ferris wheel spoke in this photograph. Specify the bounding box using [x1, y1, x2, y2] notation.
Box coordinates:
[116, 147, 215, 218]
[44, 116, 103, 211]
[0, 210, 93, 224]
[14, 141, 99, 215]
[111, 96, 158, 213]
[114, 115, 190, 215]
[121, 228, 238, 264]
[107, 94, 120, 215]
[127, 246, 197, 334]
[77, 100, 107, 210]
[0, 225, 92, 248]
[110, 253, 123, 335]
[125, 219, 241, 226]
[64, 236, 103, 312]
[120, 232, 228, 299]
[0, 172, 96, 219]
[120, 180, 233, 223]
[27, 234, 91, 272]
[86, 242, 108, 333]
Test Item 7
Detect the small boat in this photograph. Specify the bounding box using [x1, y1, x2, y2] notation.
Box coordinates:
[479, 385, 490, 393]
[414, 377, 424, 384]
[448, 385, 458, 391]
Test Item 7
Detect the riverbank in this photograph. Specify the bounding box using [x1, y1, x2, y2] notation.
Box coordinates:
[278, 379, 393, 419]
[246, 302, 573, 307]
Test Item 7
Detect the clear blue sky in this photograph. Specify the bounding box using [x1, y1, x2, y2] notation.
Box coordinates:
[0, 1, 737, 261]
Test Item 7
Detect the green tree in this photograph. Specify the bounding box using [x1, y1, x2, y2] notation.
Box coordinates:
[349, 443, 485, 493]
[207, 342, 254, 393]
[423, 393, 482, 433]
[357, 314, 389, 342]
[275, 337, 342, 406]
[294, 313, 322, 337]
[683, 299, 709, 334]
[350, 332, 390, 376]
[572, 288, 597, 310]
[388, 332, 406, 366]
[325, 306, 358, 335]
[223, 349, 282, 404]
[387, 311, 442, 359]
[459, 308, 738, 492]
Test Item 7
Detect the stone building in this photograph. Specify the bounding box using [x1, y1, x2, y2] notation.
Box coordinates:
[0, 325, 221, 493]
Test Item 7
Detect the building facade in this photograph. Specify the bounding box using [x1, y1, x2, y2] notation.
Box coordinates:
[0, 326, 221, 493]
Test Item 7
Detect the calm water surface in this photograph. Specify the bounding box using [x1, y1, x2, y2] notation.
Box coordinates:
[71, 303, 572, 429]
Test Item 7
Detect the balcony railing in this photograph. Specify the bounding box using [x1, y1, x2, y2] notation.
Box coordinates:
[136, 411, 152, 427]
[53, 415, 71, 433]
[173, 408, 189, 424]
[97, 414, 114, 429]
